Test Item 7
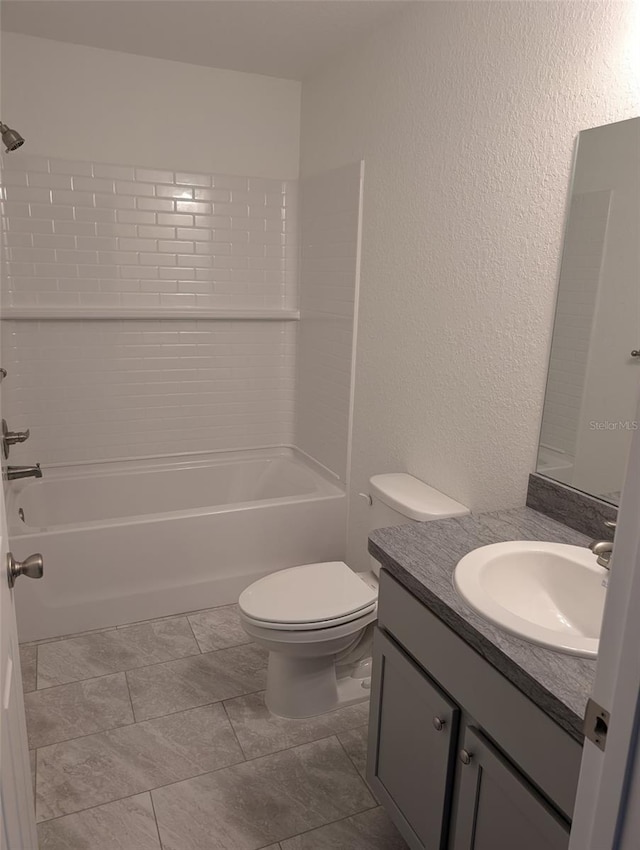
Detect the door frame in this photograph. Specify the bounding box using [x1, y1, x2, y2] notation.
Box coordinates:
[569, 389, 640, 849]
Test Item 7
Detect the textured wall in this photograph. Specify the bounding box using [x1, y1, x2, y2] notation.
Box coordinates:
[0, 32, 301, 179]
[295, 163, 362, 482]
[299, 1, 640, 570]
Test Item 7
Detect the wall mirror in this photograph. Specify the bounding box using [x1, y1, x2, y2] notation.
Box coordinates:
[537, 117, 640, 506]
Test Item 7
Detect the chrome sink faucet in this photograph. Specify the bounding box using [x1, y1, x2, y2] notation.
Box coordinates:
[589, 520, 616, 569]
[6, 464, 43, 481]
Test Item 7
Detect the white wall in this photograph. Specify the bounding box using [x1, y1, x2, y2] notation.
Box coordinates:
[299, 1, 640, 570]
[0, 33, 301, 179]
[295, 162, 362, 482]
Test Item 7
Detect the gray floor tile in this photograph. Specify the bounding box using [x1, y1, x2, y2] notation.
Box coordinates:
[151, 736, 375, 850]
[37, 618, 200, 688]
[337, 724, 369, 778]
[127, 643, 268, 721]
[35, 702, 244, 822]
[188, 605, 250, 652]
[20, 644, 37, 693]
[280, 807, 408, 849]
[37, 793, 162, 850]
[25, 672, 134, 749]
[224, 691, 370, 759]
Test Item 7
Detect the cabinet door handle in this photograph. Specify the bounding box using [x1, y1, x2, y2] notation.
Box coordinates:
[459, 749, 473, 765]
[433, 716, 446, 732]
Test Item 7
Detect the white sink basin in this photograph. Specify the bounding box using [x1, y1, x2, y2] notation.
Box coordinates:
[453, 541, 607, 658]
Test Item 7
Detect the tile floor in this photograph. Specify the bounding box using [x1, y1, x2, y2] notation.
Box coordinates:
[20, 604, 408, 850]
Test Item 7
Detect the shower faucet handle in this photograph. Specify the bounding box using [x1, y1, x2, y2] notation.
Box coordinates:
[2, 419, 30, 459]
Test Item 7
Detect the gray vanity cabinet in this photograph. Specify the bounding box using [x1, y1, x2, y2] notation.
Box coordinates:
[369, 629, 459, 849]
[451, 726, 570, 850]
[368, 570, 580, 850]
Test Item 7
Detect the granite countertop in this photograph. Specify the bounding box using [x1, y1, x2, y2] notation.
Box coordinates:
[369, 507, 598, 744]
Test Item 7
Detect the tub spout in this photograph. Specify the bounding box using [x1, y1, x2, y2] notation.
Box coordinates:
[6, 464, 42, 481]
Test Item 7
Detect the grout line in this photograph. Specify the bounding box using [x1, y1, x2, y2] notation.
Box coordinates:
[124, 669, 137, 724]
[184, 614, 203, 653]
[147, 790, 165, 850]
[221, 699, 249, 761]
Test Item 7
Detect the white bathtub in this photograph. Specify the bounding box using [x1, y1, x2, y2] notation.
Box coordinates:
[9, 448, 346, 642]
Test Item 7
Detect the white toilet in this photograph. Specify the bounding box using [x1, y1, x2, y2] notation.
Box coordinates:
[239, 473, 469, 718]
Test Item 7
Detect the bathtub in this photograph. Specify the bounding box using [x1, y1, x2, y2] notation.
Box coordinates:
[9, 447, 346, 642]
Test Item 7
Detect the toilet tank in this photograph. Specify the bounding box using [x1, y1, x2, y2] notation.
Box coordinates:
[367, 473, 469, 575]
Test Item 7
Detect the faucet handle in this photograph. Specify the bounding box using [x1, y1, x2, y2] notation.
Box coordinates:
[604, 520, 617, 530]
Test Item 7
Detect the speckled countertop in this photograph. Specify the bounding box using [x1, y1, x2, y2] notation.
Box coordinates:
[369, 507, 598, 743]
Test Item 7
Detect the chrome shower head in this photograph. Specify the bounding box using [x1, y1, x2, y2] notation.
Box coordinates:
[0, 122, 25, 152]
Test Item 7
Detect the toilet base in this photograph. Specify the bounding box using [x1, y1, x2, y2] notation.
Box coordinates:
[264, 652, 371, 719]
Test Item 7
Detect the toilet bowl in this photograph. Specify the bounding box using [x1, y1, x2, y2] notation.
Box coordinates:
[239, 473, 470, 719]
[239, 561, 378, 718]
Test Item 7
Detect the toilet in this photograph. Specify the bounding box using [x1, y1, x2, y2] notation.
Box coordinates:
[239, 473, 469, 718]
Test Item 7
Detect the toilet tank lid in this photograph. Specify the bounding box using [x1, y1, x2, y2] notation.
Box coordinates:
[369, 473, 470, 521]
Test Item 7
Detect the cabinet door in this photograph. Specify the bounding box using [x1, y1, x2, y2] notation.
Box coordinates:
[368, 628, 460, 850]
[451, 727, 570, 850]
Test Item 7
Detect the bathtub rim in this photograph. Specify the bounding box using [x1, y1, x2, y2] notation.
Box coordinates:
[8, 445, 345, 537]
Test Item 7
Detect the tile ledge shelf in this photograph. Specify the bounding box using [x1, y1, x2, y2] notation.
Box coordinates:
[1, 307, 301, 322]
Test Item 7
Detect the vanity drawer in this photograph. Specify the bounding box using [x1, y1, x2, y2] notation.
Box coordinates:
[377, 569, 582, 819]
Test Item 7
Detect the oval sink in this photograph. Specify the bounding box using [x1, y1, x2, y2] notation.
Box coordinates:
[453, 541, 607, 658]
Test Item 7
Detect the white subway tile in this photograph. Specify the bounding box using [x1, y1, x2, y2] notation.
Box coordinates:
[156, 185, 193, 199]
[9, 218, 53, 234]
[72, 176, 115, 193]
[116, 180, 154, 197]
[137, 197, 174, 212]
[28, 173, 73, 189]
[33, 233, 75, 250]
[135, 168, 174, 183]
[95, 193, 136, 210]
[55, 221, 97, 236]
[93, 164, 135, 180]
[137, 225, 176, 239]
[6, 187, 52, 203]
[116, 210, 156, 225]
[175, 200, 212, 215]
[177, 227, 211, 242]
[76, 207, 116, 223]
[175, 172, 211, 187]
[55, 249, 98, 265]
[158, 213, 194, 227]
[118, 237, 157, 252]
[159, 240, 194, 254]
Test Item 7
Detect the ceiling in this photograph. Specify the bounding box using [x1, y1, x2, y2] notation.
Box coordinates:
[0, 0, 411, 80]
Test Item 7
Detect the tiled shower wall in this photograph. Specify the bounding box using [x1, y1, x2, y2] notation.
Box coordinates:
[3, 320, 296, 463]
[295, 163, 362, 482]
[0, 156, 298, 464]
[0, 155, 297, 310]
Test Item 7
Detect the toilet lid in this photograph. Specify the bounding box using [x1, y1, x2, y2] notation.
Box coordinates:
[238, 561, 377, 625]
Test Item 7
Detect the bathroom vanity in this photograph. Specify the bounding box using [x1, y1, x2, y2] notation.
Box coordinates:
[367, 507, 598, 850]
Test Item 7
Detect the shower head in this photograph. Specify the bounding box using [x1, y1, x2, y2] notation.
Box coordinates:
[0, 122, 25, 152]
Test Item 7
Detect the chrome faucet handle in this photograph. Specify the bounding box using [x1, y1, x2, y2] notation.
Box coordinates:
[604, 520, 617, 530]
[2, 418, 30, 459]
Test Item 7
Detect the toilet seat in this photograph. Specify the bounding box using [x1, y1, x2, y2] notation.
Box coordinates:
[238, 561, 377, 631]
